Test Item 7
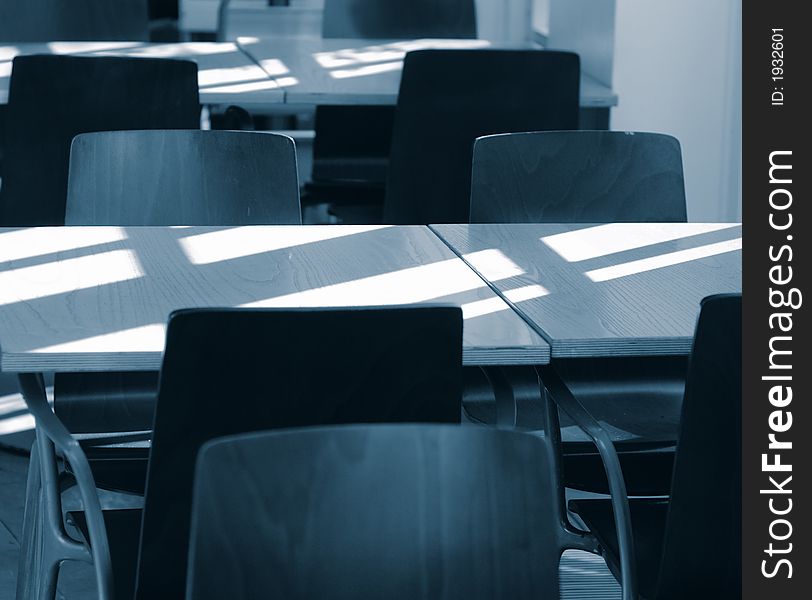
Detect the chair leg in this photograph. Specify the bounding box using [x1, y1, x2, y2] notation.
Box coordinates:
[16, 441, 43, 599]
[16, 374, 112, 600]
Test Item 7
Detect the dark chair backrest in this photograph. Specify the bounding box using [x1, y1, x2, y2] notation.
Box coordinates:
[383, 50, 580, 225]
[0, 55, 200, 226]
[0, 0, 149, 42]
[656, 294, 741, 599]
[66, 130, 301, 225]
[322, 0, 476, 39]
[312, 1, 477, 192]
[187, 424, 570, 600]
[135, 306, 465, 600]
[470, 131, 687, 223]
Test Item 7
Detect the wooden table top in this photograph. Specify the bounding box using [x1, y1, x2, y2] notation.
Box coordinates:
[0, 41, 286, 106]
[0, 226, 550, 372]
[431, 223, 742, 358]
[237, 37, 619, 107]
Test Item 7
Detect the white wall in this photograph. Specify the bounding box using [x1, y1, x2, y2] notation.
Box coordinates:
[545, 0, 616, 85]
[611, 0, 741, 221]
[476, 0, 533, 42]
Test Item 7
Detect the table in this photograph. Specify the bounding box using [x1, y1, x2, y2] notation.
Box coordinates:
[0, 41, 285, 106]
[0, 225, 550, 371]
[431, 223, 742, 358]
[2, 224, 550, 599]
[237, 37, 619, 108]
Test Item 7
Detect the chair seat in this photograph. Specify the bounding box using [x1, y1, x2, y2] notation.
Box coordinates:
[54, 371, 158, 434]
[69, 508, 143, 600]
[569, 497, 669, 600]
[64, 440, 149, 494]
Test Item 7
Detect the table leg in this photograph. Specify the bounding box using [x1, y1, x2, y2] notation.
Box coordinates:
[15, 373, 114, 600]
[480, 365, 547, 429]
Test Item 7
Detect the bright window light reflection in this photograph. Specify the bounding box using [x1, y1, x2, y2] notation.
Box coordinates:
[32, 323, 165, 354]
[258, 58, 290, 77]
[330, 61, 402, 79]
[585, 238, 742, 282]
[541, 223, 741, 263]
[460, 284, 548, 319]
[0, 249, 144, 305]
[0, 409, 34, 435]
[0, 227, 128, 264]
[240, 257, 487, 308]
[179, 225, 390, 265]
[0, 393, 27, 417]
[314, 39, 491, 69]
[197, 66, 272, 87]
[97, 42, 238, 58]
[461, 249, 524, 281]
[0, 45, 20, 61]
[46, 41, 144, 54]
[460, 297, 508, 319]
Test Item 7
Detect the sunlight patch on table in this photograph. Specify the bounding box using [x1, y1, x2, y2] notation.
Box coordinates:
[240, 257, 487, 307]
[585, 238, 742, 282]
[179, 225, 390, 265]
[461, 248, 524, 281]
[0, 249, 144, 306]
[541, 223, 740, 262]
[329, 61, 402, 79]
[0, 227, 128, 264]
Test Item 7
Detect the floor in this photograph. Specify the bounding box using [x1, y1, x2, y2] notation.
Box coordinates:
[0, 372, 621, 599]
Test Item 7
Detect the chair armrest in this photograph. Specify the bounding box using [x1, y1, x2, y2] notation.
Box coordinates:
[537, 365, 638, 600]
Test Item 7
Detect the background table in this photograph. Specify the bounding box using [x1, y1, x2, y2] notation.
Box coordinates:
[0, 41, 285, 106]
[0, 225, 550, 372]
[238, 37, 619, 109]
[432, 222, 742, 358]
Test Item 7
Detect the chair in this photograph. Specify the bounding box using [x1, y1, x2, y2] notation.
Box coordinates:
[74, 306, 464, 600]
[187, 424, 634, 600]
[467, 131, 688, 496]
[470, 131, 687, 223]
[383, 50, 580, 225]
[322, 0, 477, 39]
[307, 0, 477, 224]
[0, 0, 149, 41]
[569, 294, 742, 599]
[0, 55, 200, 226]
[57, 129, 302, 494]
[66, 130, 301, 225]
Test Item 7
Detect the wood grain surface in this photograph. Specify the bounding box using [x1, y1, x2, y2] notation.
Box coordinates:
[432, 223, 742, 358]
[0, 225, 550, 371]
[238, 37, 618, 107]
[187, 425, 566, 600]
[470, 131, 686, 224]
[66, 130, 302, 226]
[0, 41, 285, 105]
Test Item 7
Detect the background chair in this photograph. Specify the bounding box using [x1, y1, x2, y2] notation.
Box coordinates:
[467, 130, 688, 496]
[0, 0, 149, 41]
[470, 131, 687, 223]
[569, 294, 742, 599]
[0, 55, 200, 226]
[322, 0, 476, 39]
[73, 306, 464, 600]
[66, 130, 301, 225]
[383, 49, 580, 225]
[187, 424, 629, 600]
[306, 0, 477, 223]
[57, 129, 302, 494]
